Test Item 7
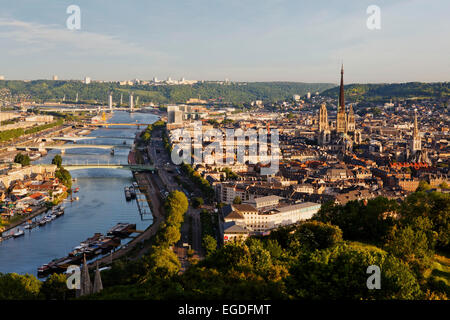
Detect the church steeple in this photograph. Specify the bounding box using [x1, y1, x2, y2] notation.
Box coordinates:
[336, 64, 347, 134]
[339, 64, 345, 111]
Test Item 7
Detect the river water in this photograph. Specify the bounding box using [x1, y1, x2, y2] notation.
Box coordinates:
[0, 111, 158, 276]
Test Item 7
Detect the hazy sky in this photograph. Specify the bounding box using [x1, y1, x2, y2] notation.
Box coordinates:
[0, 0, 449, 83]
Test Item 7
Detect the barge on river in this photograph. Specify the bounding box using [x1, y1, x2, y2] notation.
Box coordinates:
[37, 222, 136, 277]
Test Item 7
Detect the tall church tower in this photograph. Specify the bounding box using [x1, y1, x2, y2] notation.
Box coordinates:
[411, 109, 421, 154]
[318, 103, 331, 145]
[336, 64, 347, 134]
[347, 104, 355, 132]
[319, 103, 328, 132]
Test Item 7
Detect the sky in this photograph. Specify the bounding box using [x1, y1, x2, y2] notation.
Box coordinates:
[0, 0, 449, 83]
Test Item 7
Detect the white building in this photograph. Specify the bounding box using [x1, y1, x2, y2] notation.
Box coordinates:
[52, 75, 58, 81]
[84, 77, 91, 84]
[167, 105, 184, 124]
[244, 195, 283, 211]
[218, 184, 248, 204]
[222, 201, 321, 241]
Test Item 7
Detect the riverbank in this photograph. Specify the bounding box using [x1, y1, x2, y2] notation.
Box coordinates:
[0, 111, 160, 276]
[87, 171, 164, 270]
[1, 205, 50, 235]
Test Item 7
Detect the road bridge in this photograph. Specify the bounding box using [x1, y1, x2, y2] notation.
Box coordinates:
[50, 136, 135, 142]
[84, 123, 153, 127]
[34, 163, 155, 172]
[15, 143, 132, 154]
[62, 163, 155, 172]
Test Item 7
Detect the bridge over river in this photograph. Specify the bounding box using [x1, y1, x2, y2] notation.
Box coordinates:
[49, 136, 135, 142]
[37, 163, 156, 172]
[16, 143, 132, 154]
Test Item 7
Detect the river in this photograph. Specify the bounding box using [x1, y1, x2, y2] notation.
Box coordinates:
[0, 111, 158, 276]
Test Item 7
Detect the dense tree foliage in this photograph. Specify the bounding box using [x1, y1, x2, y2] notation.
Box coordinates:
[202, 234, 217, 257]
[314, 197, 398, 244]
[321, 82, 450, 103]
[233, 196, 242, 204]
[40, 273, 72, 300]
[290, 221, 343, 251]
[0, 80, 335, 104]
[287, 244, 422, 299]
[140, 120, 165, 143]
[51, 154, 63, 168]
[0, 273, 42, 300]
[55, 167, 72, 190]
[200, 209, 218, 255]
[14, 153, 30, 166]
[2, 190, 447, 300]
[385, 217, 436, 279]
[400, 191, 450, 251]
[0, 119, 63, 143]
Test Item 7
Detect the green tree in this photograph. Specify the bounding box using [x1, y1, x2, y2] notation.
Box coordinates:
[51, 154, 63, 168]
[384, 217, 436, 278]
[55, 167, 72, 190]
[314, 197, 398, 244]
[142, 246, 181, 281]
[287, 244, 422, 299]
[202, 234, 217, 257]
[400, 191, 450, 251]
[0, 273, 42, 300]
[233, 196, 242, 204]
[41, 273, 71, 300]
[157, 223, 181, 247]
[247, 238, 273, 273]
[292, 221, 343, 251]
[14, 153, 31, 166]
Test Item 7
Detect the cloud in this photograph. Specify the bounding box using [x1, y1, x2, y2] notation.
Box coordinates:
[0, 17, 155, 57]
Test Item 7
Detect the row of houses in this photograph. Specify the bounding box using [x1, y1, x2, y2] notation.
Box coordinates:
[0, 164, 66, 225]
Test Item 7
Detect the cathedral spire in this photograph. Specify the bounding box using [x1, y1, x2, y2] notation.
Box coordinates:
[336, 64, 347, 134]
[339, 64, 345, 111]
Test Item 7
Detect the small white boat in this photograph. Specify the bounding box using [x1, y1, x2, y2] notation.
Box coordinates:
[24, 224, 32, 230]
[13, 229, 24, 238]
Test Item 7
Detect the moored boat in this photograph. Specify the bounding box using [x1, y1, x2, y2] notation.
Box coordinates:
[13, 229, 24, 238]
[129, 186, 136, 199]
